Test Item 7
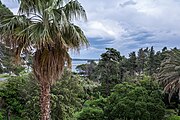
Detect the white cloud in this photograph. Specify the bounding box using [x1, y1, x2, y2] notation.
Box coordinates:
[1, 0, 180, 58]
[77, 0, 180, 55]
[77, 20, 126, 41]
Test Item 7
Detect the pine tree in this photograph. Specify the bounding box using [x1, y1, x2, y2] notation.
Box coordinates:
[94, 48, 122, 96]
[147, 46, 155, 75]
[137, 48, 146, 74]
[128, 51, 137, 76]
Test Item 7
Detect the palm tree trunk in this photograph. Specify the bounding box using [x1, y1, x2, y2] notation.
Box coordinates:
[40, 81, 51, 120]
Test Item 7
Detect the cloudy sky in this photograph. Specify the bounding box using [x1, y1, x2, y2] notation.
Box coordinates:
[1, 0, 180, 59]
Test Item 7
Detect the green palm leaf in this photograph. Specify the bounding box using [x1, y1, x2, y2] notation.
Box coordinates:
[0, 0, 88, 119]
[158, 49, 180, 102]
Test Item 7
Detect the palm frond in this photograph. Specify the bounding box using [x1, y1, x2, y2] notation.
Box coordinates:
[1, 0, 88, 85]
[0, 15, 31, 63]
[61, 23, 89, 51]
[158, 49, 180, 102]
[62, 0, 87, 21]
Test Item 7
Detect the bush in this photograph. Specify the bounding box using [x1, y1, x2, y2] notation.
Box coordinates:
[166, 115, 180, 120]
[77, 79, 166, 120]
[105, 80, 165, 120]
[76, 97, 106, 120]
[0, 71, 98, 119]
[0, 112, 3, 119]
[76, 107, 104, 120]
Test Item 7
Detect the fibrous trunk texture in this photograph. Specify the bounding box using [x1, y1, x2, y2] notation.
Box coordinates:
[33, 47, 71, 120]
[40, 81, 51, 120]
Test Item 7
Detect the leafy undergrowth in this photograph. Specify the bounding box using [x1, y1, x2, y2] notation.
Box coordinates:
[0, 74, 9, 78]
[0, 81, 5, 86]
[166, 115, 180, 120]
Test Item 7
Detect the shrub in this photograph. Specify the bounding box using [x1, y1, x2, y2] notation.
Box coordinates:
[166, 115, 180, 120]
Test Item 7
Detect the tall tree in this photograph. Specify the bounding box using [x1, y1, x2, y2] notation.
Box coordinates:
[94, 48, 122, 96]
[154, 51, 162, 73]
[160, 47, 168, 62]
[0, 0, 88, 119]
[76, 61, 97, 79]
[137, 48, 146, 74]
[147, 46, 155, 75]
[118, 56, 127, 82]
[105, 79, 165, 120]
[128, 51, 137, 76]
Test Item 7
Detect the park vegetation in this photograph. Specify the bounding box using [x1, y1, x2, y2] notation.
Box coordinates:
[1, 44, 180, 120]
[0, 1, 180, 120]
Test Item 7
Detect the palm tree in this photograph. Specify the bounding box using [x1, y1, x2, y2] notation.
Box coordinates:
[0, 0, 88, 119]
[158, 49, 180, 102]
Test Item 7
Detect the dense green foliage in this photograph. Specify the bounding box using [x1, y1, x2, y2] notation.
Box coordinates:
[1, 1, 180, 120]
[0, 47, 180, 119]
[0, 112, 3, 119]
[0, 71, 98, 120]
[0, 75, 28, 119]
[166, 115, 180, 120]
[76, 47, 173, 95]
[94, 48, 123, 96]
[51, 71, 98, 120]
[0, 5, 179, 117]
[75, 47, 180, 120]
[76, 97, 106, 120]
[1, 0, 89, 118]
[77, 107, 104, 120]
[106, 80, 165, 120]
[77, 78, 165, 120]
